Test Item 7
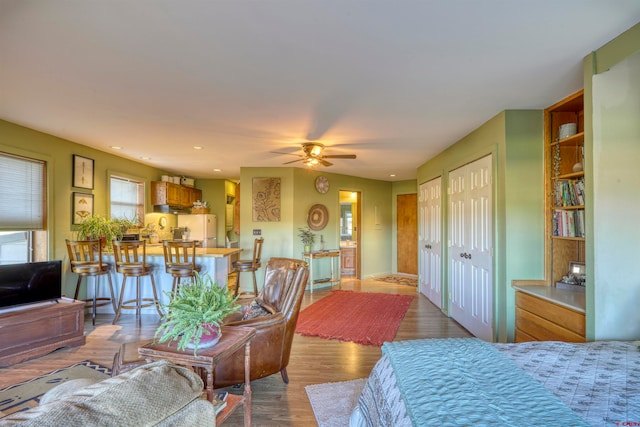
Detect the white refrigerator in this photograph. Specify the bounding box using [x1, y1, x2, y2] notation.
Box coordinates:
[178, 214, 217, 247]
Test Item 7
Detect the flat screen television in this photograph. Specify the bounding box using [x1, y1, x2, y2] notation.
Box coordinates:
[0, 261, 62, 309]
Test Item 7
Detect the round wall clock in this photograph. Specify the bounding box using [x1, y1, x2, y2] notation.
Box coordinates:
[315, 176, 329, 194]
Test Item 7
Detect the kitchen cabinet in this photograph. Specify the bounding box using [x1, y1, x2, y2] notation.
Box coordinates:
[341, 247, 356, 276]
[151, 181, 202, 209]
[180, 186, 202, 208]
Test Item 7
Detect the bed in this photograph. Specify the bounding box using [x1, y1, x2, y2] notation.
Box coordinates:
[350, 338, 640, 426]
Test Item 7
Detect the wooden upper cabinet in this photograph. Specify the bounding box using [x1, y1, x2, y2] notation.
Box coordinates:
[151, 181, 200, 208]
[180, 186, 202, 208]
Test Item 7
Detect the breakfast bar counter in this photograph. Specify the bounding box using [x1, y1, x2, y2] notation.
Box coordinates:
[89, 247, 242, 316]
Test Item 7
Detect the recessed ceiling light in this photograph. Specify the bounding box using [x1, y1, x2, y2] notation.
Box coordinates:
[111, 146, 122, 150]
[193, 146, 203, 150]
[140, 156, 151, 160]
[213, 168, 222, 172]
[390, 174, 396, 177]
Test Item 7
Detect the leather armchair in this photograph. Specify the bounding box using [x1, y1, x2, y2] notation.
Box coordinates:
[213, 257, 309, 388]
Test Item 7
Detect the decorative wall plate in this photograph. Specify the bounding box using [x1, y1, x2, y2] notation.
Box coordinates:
[307, 204, 329, 230]
[315, 176, 329, 194]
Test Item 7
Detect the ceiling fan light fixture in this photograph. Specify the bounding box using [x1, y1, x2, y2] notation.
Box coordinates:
[310, 144, 323, 156]
[302, 142, 324, 157]
[305, 158, 319, 167]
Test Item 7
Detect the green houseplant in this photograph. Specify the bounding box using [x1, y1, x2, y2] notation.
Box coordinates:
[298, 226, 316, 253]
[155, 272, 240, 355]
[74, 215, 136, 250]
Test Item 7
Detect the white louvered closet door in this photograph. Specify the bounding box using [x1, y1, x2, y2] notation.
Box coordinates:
[448, 154, 493, 341]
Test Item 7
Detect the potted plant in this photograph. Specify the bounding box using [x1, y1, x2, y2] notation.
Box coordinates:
[298, 226, 316, 253]
[155, 272, 240, 355]
[74, 215, 129, 250]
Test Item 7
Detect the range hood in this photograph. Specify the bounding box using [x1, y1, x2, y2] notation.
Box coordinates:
[153, 204, 188, 214]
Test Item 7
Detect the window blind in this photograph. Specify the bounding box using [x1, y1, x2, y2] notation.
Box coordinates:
[0, 152, 45, 230]
[110, 175, 144, 222]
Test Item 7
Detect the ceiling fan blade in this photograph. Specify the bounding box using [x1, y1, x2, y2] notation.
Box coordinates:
[271, 151, 302, 157]
[323, 154, 357, 159]
[319, 159, 333, 167]
[283, 158, 304, 165]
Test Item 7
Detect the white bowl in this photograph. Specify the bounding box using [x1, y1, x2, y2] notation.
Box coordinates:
[559, 123, 577, 140]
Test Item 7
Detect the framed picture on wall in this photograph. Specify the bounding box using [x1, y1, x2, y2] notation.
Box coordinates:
[252, 177, 281, 222]
[72, 154, 94, 189]
[72, 192, 94, 225]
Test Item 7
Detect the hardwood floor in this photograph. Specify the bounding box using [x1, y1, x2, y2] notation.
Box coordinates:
[0, 277, 471, 426]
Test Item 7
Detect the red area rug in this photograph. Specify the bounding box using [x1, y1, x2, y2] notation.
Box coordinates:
[295, 290, 414, 346]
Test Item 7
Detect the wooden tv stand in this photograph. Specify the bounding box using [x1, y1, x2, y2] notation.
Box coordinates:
[0, 297, 85, 366]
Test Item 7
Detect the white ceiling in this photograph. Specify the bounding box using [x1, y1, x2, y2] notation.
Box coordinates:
[1, 1, 639, 181]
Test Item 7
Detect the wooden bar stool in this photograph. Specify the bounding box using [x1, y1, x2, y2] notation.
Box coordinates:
[65, 239, 117, 325]
[232, 237, 263, 297]
[162, 240, 202, 295]
[112, 240, 164, 324]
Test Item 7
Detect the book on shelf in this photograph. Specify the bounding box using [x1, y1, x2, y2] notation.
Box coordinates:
[554, 178, 585, 207]
[552, 209, 585, 238]
[212, 396, 227, 415]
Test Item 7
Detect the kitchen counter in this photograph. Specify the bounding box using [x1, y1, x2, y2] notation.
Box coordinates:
[339, 243, 357, 248]
[145, 246, 242, 258]
[88, 246, 242, 317]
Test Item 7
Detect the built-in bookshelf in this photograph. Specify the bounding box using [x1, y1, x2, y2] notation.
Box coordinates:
[545, 90, 585, 284]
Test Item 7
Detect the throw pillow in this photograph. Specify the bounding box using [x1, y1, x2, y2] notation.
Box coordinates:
[242, 299, 272, 320]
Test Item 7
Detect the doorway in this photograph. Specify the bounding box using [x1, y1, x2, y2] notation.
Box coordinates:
[397, 193, 418, 275]
[339, 191, 361, 278]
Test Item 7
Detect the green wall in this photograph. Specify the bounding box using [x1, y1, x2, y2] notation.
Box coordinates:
[416, 110, 544, 342]
[237, 166, 392, 291]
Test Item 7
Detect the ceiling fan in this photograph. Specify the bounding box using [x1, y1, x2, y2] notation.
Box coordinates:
[276, 142, 357, 167]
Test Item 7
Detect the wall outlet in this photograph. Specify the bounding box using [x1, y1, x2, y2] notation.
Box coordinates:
[253, 229, 261, 235]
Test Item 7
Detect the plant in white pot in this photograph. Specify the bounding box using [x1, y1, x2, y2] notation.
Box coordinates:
[298, 226, 316, 253]
[155, 272, 240, 355]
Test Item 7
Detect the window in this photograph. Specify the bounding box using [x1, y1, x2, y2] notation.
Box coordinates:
[110, 175, 144, 223]
[0, 152, 47, 264]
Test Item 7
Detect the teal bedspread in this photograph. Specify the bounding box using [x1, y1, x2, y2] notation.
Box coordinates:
[382, 338, 589, 426]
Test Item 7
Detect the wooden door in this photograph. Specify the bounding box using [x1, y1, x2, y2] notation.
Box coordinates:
[397, 193, 417, 275]
[448, 154, 493, 341]
[419, 177, 442, 307]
